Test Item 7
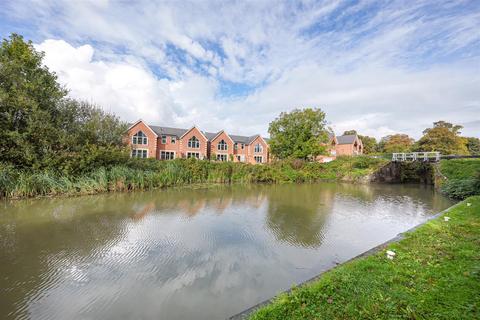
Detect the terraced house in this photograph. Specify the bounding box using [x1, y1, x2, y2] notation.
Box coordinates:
[127, 120, 269, 164]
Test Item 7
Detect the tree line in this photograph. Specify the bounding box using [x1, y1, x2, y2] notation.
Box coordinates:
[268, 109, 479, 159]
[343, 120, 478, 155]
[1, 33, 479, 175]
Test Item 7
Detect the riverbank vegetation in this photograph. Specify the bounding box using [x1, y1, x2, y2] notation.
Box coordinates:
[0, 156, 387, 199]
[438, 159, 480, 199]
[249, 196, 480, 320]
[1, 33, 479, 200]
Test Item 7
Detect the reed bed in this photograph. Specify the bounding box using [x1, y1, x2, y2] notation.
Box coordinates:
[0, 156, 387, 199]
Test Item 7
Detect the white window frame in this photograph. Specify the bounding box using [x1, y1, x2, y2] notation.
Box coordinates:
[171, 136, 176, 144]
[160, 151, 175, 160]
[254, 156, 263, 163]
[254, 143, 263, 153]
[241, 143, 245, 149]
[161, 135, 167, 144]
[132, 131, 148, 145]
[187, 152, 200, 159]
[217, 139, 228, 151]
[132, 148, 148, 158]
[188, 136, 200, 149]
[217, 154, 228, 162]
[237, 155, 245, 162]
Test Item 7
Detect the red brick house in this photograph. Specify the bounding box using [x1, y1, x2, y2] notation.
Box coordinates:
[335, 134, 363, 156]
[127, 120, 269, 164]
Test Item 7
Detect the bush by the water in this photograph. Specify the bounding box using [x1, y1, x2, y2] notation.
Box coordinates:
[438, 159, 480, 199]
[0, 156, 387, 199]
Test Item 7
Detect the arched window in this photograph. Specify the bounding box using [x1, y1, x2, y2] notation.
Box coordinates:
[217, 139, 227, 151]
[188, 136, 200, 148]
[254, 143, 263, 153]
[132, 131, 147, 145]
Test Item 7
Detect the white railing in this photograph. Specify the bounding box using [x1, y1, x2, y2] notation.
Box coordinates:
[392, 152, 441, 162]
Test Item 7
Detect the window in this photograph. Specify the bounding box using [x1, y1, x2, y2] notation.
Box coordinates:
[241, 143, 245, 149]
[254, 143, 263, 153]
[187, 152, 200, 159]
[132, 131, 147, 145]
[237, 155, 245, 162]
[254, 156, 263, 163]
[217, 139, 227, 151]
[234, 143, 238, 150]
[171, 136, 176, 144]
[132, 149, 148, 158]
[217, 154, 228, 162]
[161, 135, 167, 144]
[161, 151, 175, 160]
[188, 136, 200, 148]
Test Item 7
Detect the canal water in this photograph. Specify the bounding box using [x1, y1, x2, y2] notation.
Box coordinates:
[0, 183, 454, 319]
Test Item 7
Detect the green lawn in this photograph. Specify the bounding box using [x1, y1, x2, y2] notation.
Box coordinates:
[250, 196, 480, 320]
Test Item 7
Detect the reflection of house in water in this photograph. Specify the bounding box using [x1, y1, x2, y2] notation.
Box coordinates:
[131, 202, 156, 221]
[176, 198, 207, 216]
[209, 196, 233, 214]
[265, 184, 337, 248]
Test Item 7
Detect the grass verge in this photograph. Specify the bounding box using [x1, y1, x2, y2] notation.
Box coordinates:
[249, 196, 480, 320]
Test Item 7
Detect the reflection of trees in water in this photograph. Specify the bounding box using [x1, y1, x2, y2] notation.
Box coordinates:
[265, 184, 336, 248]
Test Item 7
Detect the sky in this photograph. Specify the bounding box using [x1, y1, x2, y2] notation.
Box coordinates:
[1, 0, 479, 139]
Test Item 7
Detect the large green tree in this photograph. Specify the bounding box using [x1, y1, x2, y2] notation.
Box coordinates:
[0, 34, 67, 169]
[268, 108, 329, 159]
[416, 121, 468, 155]
[0, 34, 128, 173]
[378, 134, 414, 153]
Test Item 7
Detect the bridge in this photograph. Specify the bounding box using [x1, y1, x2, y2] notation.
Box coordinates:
[392, 152, 440, 162]
[392, 152, 480, 162]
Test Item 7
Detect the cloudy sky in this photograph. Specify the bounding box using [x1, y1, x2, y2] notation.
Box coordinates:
[1, 0, 479, 138]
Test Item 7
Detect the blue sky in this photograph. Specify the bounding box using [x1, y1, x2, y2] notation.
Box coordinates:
[1, 0, 479, 138]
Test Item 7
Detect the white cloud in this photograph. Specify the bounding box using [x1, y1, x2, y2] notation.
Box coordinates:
[9, 0, 478, 139]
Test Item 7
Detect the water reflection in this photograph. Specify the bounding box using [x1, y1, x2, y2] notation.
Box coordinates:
[0, 183, 454, 320]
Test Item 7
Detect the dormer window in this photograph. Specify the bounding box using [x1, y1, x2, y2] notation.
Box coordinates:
[217, 139, 227, 151]
[254, 143, 263, 153]
[188, 136, 200, 148]
[132, 131, 147, 145]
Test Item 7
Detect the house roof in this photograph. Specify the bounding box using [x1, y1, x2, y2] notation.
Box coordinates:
[149, 125, 188, 137]
[131, 122, 268, 144]
[336, 134, 358, 145]
[204, 131, 218, 141]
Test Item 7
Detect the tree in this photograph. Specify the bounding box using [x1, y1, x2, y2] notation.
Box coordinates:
[466, 137, 480, 155]
[359, 135, 377, 154]
[343, 130, 357, 135]
[0, 33, 128, 173]
[416, 121, 468, 155]
[268, 108, 329, 159]
[0, 33, 67, 169]
[378, 134, 414, 153]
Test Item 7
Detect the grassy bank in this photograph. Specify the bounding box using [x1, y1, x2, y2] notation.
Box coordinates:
[0, 156, 387, 199]
[249, 197, 480, 320]
[438, 159, 480, 199]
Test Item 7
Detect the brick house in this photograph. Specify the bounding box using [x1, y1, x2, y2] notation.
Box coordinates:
[335, 134, 363, 156]
[127, 120, 269, 164]
[316, 133, 363, 162]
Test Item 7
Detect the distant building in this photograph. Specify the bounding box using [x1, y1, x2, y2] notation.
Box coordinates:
[335, 134, 363, 156]
[126, 120, 269, 164]
[317, 133, 363, 163]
